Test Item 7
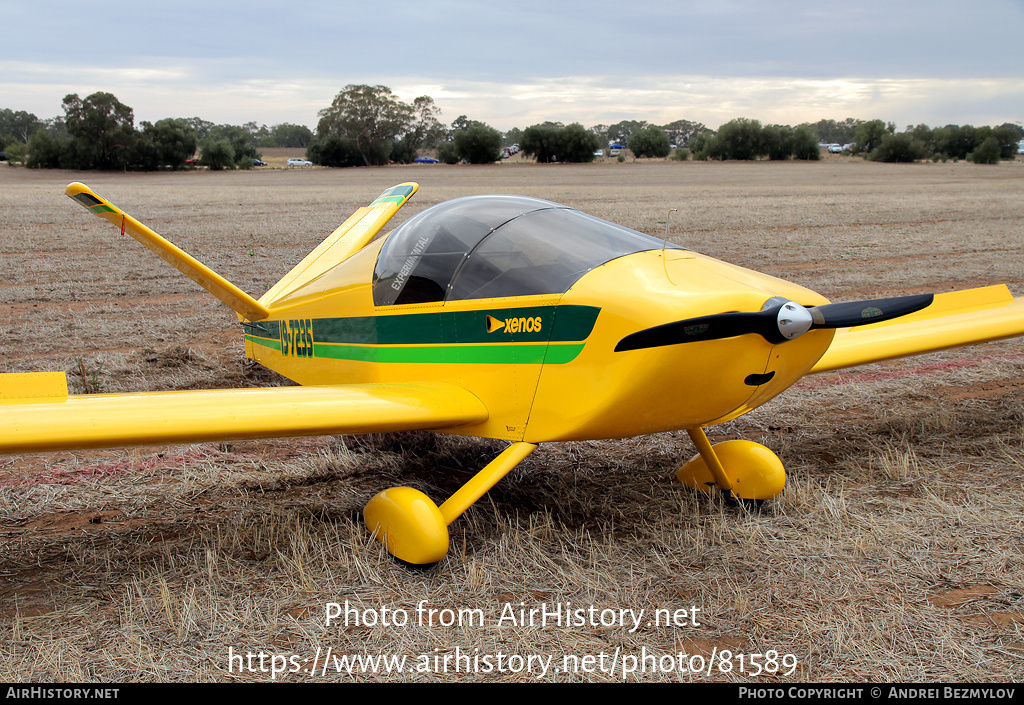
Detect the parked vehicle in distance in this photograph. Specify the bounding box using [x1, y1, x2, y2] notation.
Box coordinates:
[287, 158, 312, 167]
[185, 157, 199, 166]
[253, 159, 267, 167]
[828, 144, 843, 153]
[414, 157, 440, 164]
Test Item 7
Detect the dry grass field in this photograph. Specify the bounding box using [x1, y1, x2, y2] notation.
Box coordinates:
[1, 159, 1023, 682]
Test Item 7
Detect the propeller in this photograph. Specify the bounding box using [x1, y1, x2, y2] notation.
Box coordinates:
[614, 293, 934, 352]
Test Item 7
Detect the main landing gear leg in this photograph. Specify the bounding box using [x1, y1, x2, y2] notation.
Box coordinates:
[363, 441, 538, 564]
[679, 427, 786, 502]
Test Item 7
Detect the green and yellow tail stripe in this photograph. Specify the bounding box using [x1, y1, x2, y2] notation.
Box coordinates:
[69, 191, 116, 215]
[370, 183, 418, 206]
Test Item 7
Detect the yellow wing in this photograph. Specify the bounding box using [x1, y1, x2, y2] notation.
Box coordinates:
[811, 285, 1024, 373]
[0, 373, 486, 454]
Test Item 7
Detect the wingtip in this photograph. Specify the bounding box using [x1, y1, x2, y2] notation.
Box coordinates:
[64, 181, 87, 197]
[371, 182, 419, 207]
[64, 182, 118, 217]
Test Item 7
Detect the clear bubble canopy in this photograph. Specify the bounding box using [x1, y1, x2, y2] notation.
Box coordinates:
[373, 195, 683, 306]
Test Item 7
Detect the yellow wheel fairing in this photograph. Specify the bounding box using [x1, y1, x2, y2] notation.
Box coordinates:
[364, 487, 449, 565]
[678, 440, 787, 500]
[363, 442, 538, 563]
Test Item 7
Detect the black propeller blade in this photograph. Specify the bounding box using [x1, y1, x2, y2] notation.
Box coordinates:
[615, 309, 781, 351]
[614, 293, 934, 352]
[808, 294, 933, 329]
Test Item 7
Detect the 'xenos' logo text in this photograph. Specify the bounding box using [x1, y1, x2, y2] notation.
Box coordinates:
[487, 315, 543, 335]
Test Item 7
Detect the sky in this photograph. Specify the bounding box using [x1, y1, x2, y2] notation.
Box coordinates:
[2, 0, 1023, 132]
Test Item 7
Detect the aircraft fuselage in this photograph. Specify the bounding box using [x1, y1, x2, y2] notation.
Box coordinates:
[244, 241, 835, 443]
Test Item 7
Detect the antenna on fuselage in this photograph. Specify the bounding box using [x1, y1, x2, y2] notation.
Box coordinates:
[661, 209, 678, 253]
[661, 208, 678, 284]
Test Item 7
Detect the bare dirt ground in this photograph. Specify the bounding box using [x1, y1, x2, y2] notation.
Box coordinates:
[1, 159, 1023, 682]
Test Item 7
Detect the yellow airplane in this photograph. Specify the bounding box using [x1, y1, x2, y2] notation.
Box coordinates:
[3, 181, 1024, 565]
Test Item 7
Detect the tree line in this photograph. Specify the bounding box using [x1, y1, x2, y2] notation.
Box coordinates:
[846, 120, 1022, 163]
[2, 89, 1021, 170]
[0, 96, 313, 170]
[688, 119, 821, 161]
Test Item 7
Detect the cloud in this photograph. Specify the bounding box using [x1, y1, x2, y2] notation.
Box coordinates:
[4, 68, 1022, 131]
[396, 75, 1024, 130]
[2, 1, 1021, 129]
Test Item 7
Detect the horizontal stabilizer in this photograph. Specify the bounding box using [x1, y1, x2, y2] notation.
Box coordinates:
[0, 382, 487, 454]
[65, 182, 271, 321]
[0, 372, 69, 404]
[811, 285, 1024, 373]
[260, 182, 418, 306]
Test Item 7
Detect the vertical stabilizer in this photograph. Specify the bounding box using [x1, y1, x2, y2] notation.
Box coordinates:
[66, 182, 271, 321]
[259, 182, 418, 307]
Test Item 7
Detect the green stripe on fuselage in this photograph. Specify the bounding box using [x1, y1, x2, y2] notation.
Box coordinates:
[245, 334, 281, 351]
[313, 305, 599, 345]
[243, 305, 599, 365]
[312, 342, 584, 365]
